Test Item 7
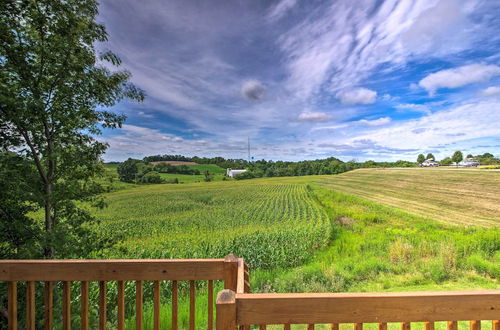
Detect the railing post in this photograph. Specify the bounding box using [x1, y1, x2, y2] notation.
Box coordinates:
[224, 254, 238, 291]
[216, 289, 236, 330]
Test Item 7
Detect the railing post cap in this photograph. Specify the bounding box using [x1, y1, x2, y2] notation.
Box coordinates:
[217, 289, 236, 304]
[224, 254, 238, 262]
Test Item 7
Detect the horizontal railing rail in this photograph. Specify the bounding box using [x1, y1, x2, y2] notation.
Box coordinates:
[0, 254, 247, 330]
[217, 290, 500, 329]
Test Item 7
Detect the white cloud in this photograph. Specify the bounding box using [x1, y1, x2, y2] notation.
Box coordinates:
[419, 63, 500, 95]
[395, 103, 431, 115]
[481, 86, 500, 97]
[267, 0, 298, 21]
[357, 117, 392, 127]
[297, 111, 332, 123]
[336, 88, 377, 105]
[241, 80, 266, 101]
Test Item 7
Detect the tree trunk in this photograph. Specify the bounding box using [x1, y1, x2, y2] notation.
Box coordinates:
[43, 182, 54, 258]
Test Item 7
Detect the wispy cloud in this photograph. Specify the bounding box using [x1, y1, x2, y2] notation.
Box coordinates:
[336, 88, 377, 105]
[297, 112, 333, 123]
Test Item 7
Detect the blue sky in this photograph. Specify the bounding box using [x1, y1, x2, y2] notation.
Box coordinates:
[98, 0, 500, 162]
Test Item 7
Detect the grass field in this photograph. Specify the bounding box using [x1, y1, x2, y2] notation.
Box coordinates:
[86, 168, 499, 328]
[320, 168, 500, 226]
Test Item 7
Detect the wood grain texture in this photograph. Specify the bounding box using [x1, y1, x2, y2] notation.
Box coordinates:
[172, 280, 178, 330]
[44, 282, 53, 330]
[8, 281, 17, 330]
[154, 280, 160, 330]
[0, 259, 225, 281]
[355, 323, 363, 330]
[493, 320, 499, 330]
[62, 281, 71, 330]
[26, 281, 35, 330]
[117, 281, 125, 330]
[81, 281, 89, 330]
[208, 280, 214, 330]
[190, 280, 196, 330]
[216, 289, 236, 330]
[447, 321, 458, 330]
[224, 254, 238, 291]
[235, 291, 500, 325]
[99, 281, 107, 330]
[424, 322, 435, 330]
[401, 322, 410, 330]
[136, 280, 143, 330]
[470, 320, 480, 330]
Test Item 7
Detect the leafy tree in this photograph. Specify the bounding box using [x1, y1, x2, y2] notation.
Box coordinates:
[439, 157, 453, 166]
[466, 154, 474, 159]
[140, 171, 163, 184]
[117, 158, 143, 183]
[417, 154, 425, 163]
[481, 152, 494, 159]
[452, 151, 463, 166]
[426, 153, 435, 160]
[0, 0, 143, 257]
[204, 170, 213, 182]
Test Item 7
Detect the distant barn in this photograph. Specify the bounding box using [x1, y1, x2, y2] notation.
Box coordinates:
[226, 168, 247, 178]
[150, 161, 198, 166]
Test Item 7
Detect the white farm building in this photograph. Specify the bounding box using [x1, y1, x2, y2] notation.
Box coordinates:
[226, 168, 247, 178]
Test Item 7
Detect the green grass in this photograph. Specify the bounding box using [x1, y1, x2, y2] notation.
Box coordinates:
[83, 170, 499, 328]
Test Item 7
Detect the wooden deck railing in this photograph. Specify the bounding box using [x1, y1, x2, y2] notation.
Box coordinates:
[0, 254, 249, 330]
[216, 290, 500, 330]
[2, 256, 499, 330]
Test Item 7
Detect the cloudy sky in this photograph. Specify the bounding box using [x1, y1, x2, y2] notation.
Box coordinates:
[98, 0, 500, 162]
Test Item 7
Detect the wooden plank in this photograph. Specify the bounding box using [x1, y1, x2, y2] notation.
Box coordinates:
[216, 290, 236, 330]
[260, 325, 266, 330]
[308, 324, 315, 330]
[99, 281, 107, 330]
[208, 280, 214, 330]
[81, 281, 89, 330]
[237, 258, 246, 294]
[190, 280, 196, 330]
[136, 280, 143, 330]
[447, 321, 458, 330]
[224, 254, 238, 291]
[44, 281, 53, 330]
[235, 291, 500, 325]
[331, 324, 339, 330]
[355, 323, 363, 330]
[117, 281, 125, 330]
[424, 322, 434, 330]
[284, 324, 291, 330]
[172, 280, 178, 330]
[8, 281, 17, 330]
[153, 281, 160, 330]
[26, 281, 35, 330]
[470, 321, 480, 330]
[401, 322, 410, 330]
[62, 281, 71, 330]
[493, 320, 499, 330]
[0, 259, 226, 281]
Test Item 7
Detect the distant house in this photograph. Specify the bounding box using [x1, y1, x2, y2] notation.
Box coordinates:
[459, 158, 480, 167]
[420, 159, 439, 167]
[226, 168, 247, 178]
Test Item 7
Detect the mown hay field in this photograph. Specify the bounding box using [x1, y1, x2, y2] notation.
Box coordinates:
[320, 168, 500, 226]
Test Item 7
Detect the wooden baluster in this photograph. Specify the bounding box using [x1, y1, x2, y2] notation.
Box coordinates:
[470, 321, 481, 330]
[26, 281, 35, 330]
[136, 280, 143, 330]
[62, 281, 71, 330]
[260, 325, 266, 330]
[8, 281, 17, 330]
[379, 323, 387, 330]
[153, 281, 161, 330]
[44, 281, 53, 330]
[99, 281, 107, 330]
[81, 281, 89, 330]
[493, 320, 500, 330]
[331, 324, 339, 330]
[448, 321, 458, 330]
[425, 322, 435, 330]
[308, 324, 315, 330]
[284, 324, 291, 330]
[172, 280, 178, 330]
[208, 280, 214, 330]
[355, 323, 363, 330]
[117, 281, 125, 330]
[401, 322, 411, 330]
[190, 280, 196, 330]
